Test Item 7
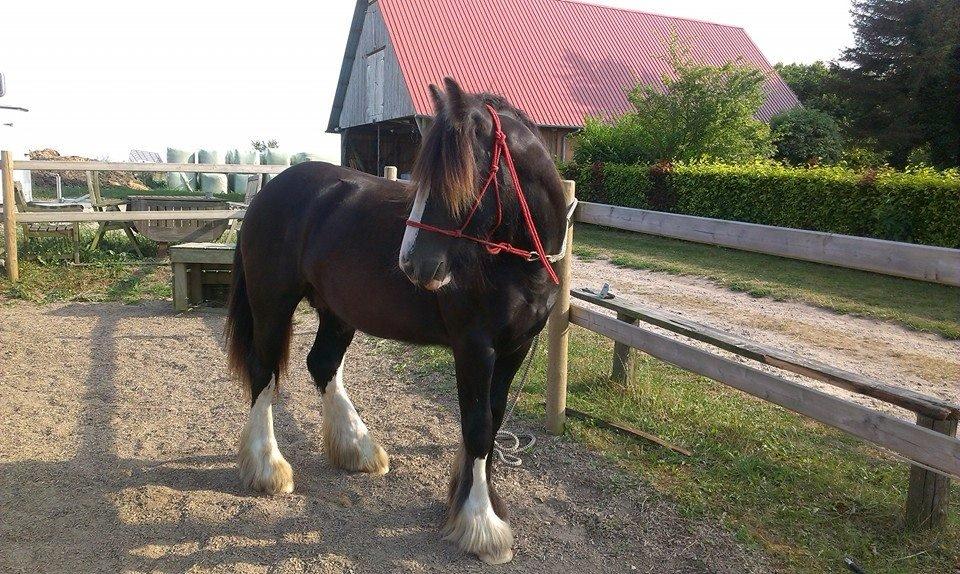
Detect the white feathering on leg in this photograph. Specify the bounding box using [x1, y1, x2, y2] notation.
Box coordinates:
[238, 380, 294, 494]
[444, 456, 514, 564]
[321, 364, 389, 474]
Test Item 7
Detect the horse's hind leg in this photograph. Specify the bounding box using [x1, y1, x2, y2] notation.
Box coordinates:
[236, 293, 300, 495]
[308, 312, 389, 475]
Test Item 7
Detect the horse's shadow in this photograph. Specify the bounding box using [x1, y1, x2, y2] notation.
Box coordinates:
[3, 302, 471, 573]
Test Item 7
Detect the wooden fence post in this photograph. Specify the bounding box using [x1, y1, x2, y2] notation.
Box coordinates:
[2, 151, 19, 282]
[905, 415, 957, 529]
[384, 166, 398, 181]
[546, 180, 575, 435]
[611, 311, 638, 386]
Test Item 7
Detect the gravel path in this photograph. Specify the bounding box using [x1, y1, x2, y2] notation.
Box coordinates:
[571, 258, 960, 419]
[0, 299, 767, 574]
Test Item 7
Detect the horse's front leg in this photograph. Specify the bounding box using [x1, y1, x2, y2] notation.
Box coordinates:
[445, 340, 514, 565]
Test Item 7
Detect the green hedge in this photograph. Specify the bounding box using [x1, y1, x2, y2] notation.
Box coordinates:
[559, 162, 960, 248]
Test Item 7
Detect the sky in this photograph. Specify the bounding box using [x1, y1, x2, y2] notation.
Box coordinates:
[0, 0, 855, 163]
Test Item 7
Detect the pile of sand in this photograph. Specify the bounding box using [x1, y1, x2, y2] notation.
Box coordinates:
[28, 149, 151, 191]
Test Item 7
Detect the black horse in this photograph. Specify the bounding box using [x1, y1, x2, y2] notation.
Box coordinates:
[225, 78, 568, 564]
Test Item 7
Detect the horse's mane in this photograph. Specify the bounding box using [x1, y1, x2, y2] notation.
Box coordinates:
[411, 92, 540, 218]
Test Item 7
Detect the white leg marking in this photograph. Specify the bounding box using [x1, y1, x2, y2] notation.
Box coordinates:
[399, 184, 430, 263]
[444, 457, 514, 564]
[238, 380, 294, 494]
[321, 364, 389, 474]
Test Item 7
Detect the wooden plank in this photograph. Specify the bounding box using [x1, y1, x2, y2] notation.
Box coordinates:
[188, 263, 203, 305]
[610, 311, 637, 386]
[172, 263, 189, 312]
[572, 289, 960, 421]
[575, 202, 960, 287]
[16, 210, 246, 224]
[1, 151, 18, 281]
[565, 407, 692, 456]
[545, 180, 576, 434]
[569, 303, 960, 478]
[169, 245, 236, 265]
[13, 160, 288, 175]
[905, 416, 957, 529]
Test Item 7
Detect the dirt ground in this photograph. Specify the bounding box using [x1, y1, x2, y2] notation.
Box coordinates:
[571, 259, 960, 420]
[0, 299, 768, 574]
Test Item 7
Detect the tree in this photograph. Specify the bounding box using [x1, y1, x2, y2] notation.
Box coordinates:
[771, 107, 844, 165]
[574, 42, 773, 165]
[773, 62, 851, 124]
[251, 139, 279, 153]
[839, 0, 960, 167]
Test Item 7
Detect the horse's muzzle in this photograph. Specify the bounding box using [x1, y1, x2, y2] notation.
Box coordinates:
[400, 255, 450, 291]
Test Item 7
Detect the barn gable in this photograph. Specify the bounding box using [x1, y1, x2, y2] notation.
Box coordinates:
[328, 0, 415, 132]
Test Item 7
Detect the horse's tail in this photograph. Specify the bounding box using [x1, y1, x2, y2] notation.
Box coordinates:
[225, 245, 295, 400]
[225, 246, 257, 400]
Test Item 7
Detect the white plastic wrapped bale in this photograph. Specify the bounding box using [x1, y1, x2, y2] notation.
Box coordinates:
[261, 149, 290, 185]
[290, 152, 325, 165]
[198, 149, 227, 195]
[226, 149, 261, 192]
[166, 148, 197, 191]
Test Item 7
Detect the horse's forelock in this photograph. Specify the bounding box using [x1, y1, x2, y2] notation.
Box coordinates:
[411, 108, 478, 218]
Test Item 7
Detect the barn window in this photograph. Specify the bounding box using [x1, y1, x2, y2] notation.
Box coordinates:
[366, 48, 385, 123]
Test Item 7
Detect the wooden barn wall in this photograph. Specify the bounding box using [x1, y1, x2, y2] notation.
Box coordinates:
[337, 1, 414, 130]
[540, 128, 576, 162]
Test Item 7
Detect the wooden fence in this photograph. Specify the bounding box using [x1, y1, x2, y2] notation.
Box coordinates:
[0, 152, 287, 281]
[548, 191, 960, 530]
[577, 202, 960, 287]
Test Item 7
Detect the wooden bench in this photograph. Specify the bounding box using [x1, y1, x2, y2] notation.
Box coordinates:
[128, 196, 232, 256]
[169, 242, 235, 311]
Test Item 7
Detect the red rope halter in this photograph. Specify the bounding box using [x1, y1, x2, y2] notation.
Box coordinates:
[406, 104, 560, 285]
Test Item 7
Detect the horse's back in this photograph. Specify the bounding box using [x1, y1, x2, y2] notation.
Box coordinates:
[239, 162, 442, 342]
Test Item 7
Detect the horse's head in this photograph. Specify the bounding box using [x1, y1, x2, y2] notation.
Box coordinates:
[399, 78, 560, 291]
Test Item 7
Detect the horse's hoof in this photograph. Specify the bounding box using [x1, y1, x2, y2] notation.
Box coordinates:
[443, 507, 515, 565]
[479, 547, 514, 565]
[239, 449, 295, 495]
[324, 423, 390, 475]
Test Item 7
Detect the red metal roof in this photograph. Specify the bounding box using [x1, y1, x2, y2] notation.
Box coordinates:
[378, 0, 798, 126]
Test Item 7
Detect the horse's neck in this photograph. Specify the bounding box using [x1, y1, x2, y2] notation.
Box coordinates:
[515, 174, 566, 253]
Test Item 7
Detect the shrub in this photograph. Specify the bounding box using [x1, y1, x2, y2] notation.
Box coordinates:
[564, 161, 960, 248]
[574, 41, 773, 165]
[771, 107, 844, 165]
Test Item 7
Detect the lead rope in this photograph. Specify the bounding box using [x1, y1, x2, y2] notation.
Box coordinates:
[493, 333, 540, 467]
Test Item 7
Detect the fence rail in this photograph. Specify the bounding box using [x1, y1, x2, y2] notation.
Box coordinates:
[14, 210, 246, 224]
[576, 202, 960, 287]
[12, 160, 288, 174]
[568, 303, 960, 479]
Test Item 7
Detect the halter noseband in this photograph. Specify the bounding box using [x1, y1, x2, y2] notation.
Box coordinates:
[405, 104, 563, 285]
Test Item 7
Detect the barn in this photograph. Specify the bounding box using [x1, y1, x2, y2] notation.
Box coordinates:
[327, 0, 800, 177]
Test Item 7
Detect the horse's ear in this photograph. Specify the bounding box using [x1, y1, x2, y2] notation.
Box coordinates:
[428, 84, 444, 114]
[443, 77, 467, 125]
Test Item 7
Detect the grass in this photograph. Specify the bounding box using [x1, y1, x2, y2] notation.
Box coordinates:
[384, 332, 959, 574]
[1, 227, 172, 304]
[574, 224, 960, 339]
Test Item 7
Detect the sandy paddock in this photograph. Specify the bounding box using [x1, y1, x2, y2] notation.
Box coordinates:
[0, 297, 765, 574]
